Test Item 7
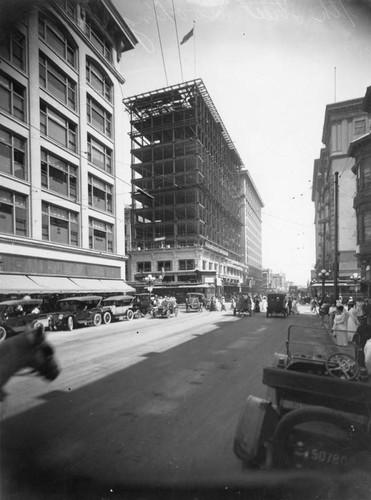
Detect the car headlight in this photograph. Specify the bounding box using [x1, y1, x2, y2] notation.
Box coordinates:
[58, 314, 63, 320]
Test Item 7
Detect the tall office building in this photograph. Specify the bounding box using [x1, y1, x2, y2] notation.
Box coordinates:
[123, 80, 263, 296]
[0, 0, 137, 296]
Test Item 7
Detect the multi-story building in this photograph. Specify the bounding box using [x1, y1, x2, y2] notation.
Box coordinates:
[348, 86, 371, 298]
[312, 97, 370, 298]
[0, 0, 137, 297]
[123, 80, 263, 297]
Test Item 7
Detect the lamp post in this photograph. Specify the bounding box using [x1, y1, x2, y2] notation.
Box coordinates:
[350, 272, 361, 301]
[310, 278, 317, 297]
[318, 269, 330, 301]
[144, 274, 155, 293]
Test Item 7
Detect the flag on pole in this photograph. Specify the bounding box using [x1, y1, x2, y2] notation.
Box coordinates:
[180, 27, 194, 45]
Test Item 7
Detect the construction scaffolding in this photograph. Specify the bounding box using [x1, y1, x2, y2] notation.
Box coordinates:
[123, 79, 244, 262]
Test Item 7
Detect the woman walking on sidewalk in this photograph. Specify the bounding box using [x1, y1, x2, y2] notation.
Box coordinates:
[332, 305, 349, 346]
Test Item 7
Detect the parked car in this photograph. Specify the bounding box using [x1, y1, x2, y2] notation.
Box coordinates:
[132, 293, 155, 317]
[185, 293, 205, 312]
[153, 298, 179, 318]
[101, 295, 137, 324]
[0, 298, 51, 341]
[49, 296, 103, 331]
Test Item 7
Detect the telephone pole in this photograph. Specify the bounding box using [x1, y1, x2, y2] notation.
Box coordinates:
[334, 172, 339, 301]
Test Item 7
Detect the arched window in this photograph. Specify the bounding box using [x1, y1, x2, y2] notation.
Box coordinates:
[38, 13, 77, 68]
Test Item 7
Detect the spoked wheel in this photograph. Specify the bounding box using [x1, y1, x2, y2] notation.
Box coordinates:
[126, 309, 134, 321]
[93, 313, 102, 327]
[326, 352, 360, 380]
[103, 311, 112, 324]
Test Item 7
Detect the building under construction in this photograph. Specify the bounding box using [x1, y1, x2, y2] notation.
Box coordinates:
[123, 79, 263, 295]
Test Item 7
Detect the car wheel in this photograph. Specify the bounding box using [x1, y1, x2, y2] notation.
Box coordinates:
[93, 313, 102, 326]
[0, 326, 7, 341]
[153, 311, 157, 318]
[174, 307, 179, 316]
[166, 309, 171, 319]
[103, 311, 112, 324]
[126, 309, 134, 321]
[67, 316, 74, 331]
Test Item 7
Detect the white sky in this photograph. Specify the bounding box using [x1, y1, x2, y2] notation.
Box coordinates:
[114, 0, 371, 287]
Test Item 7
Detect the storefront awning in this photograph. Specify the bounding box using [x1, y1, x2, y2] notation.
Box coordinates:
[0, 274, 135, 296]
[30, 276, 81, 294]
[0, 274, 43, 294]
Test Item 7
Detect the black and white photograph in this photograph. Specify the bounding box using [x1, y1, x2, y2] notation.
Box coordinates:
[1, 0, 371, 499]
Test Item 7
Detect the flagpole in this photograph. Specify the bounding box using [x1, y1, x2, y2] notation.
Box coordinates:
[193, 20, 196, 79]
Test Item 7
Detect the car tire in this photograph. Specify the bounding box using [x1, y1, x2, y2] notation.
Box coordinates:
[93, 313, 102, 327]
[67, 316, 74, 331]
[166, 309, 171, 319]
[103, 311, 112, 324]
[126, 309, 134, 321]
[0, 326, 7, 341]
[174, 307, 179, 316]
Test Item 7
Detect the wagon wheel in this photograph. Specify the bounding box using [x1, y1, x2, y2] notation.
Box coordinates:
[103, 311, 112, 324]
[93, 313, 102, 327]
[325, 352, 360, 380]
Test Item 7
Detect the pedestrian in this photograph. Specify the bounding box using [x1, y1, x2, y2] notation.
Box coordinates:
[328, 302, 337, 331]
[231, 295, 236, 311]
[332, 305, 349, 346]
[254, 296, 260, 313]
[364, 299, 371, 325]
[291, 298, 299, 315]
[347, 302, 359, 342]
[221, 296, 226, 311]
[288, 297, 293, 314]
[260, 296, 267, 313]
[319, 298, 330, 324]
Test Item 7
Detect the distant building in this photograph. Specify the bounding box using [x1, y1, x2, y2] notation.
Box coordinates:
[123, 80, 263, 296]
[312, 97, 370, 297]
[0, 0, 137, 296]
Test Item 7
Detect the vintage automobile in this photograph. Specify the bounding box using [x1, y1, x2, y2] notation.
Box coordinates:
[153, 298, 179, 318]
[132, 293, 155, 317]
[233, 293, 252, 317]
[49, 295, 103, 331]
[266, 293, 289, 318]
[185, 292, 205, 312]
[0, 298, 51, 341]
[234, 325, 371, 473]
[101, 295, 137, 324]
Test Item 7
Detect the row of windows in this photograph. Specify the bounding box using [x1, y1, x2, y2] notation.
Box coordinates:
[0, 187, 115, 252]
[137, 260, 195, 273]
[1, 126, 113, 211]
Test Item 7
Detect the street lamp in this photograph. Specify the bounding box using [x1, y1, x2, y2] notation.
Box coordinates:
[144, 274, 155, 293]
[310, 278, 317, 297]
[318, 269, 330, 300]
[350, 272, 361, 301]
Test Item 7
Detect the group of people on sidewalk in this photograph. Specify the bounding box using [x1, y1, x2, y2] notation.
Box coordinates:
[317, 296, 371, 374]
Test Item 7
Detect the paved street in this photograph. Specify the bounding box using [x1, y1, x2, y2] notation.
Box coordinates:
[1, 307, 338, 499]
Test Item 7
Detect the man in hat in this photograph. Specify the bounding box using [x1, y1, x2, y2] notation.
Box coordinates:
[352, 314, 371, 366]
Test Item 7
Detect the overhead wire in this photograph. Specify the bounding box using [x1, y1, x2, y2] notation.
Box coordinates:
[153, 0, 169, 87]
[171, 0, 184, 82]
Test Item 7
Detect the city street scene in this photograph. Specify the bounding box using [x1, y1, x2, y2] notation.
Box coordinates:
[1, 1, 371, 499]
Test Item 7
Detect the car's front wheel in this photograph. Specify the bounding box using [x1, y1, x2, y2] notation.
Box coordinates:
[67, 316, 74, 331]
[103, 311, 111, 324]
[0, 326, 7, 341]
[93, 313, 102, 326]
[126, 309, 134, 321]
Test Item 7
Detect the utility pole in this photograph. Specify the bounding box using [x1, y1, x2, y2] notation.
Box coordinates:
[334, 172, 339, 301]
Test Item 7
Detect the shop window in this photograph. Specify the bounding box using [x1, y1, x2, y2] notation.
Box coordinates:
[42, 202, 79, 246]
[40, 101, 77, 151]
[88, 175, 113, 213]
[0, 72, 26, 121]
[39, 53, 76, 109]
[0, 28, 26, 70]
[0, 127, 27, 179]
[89, 217, 114, 252]
[41, 149, 77, 201]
